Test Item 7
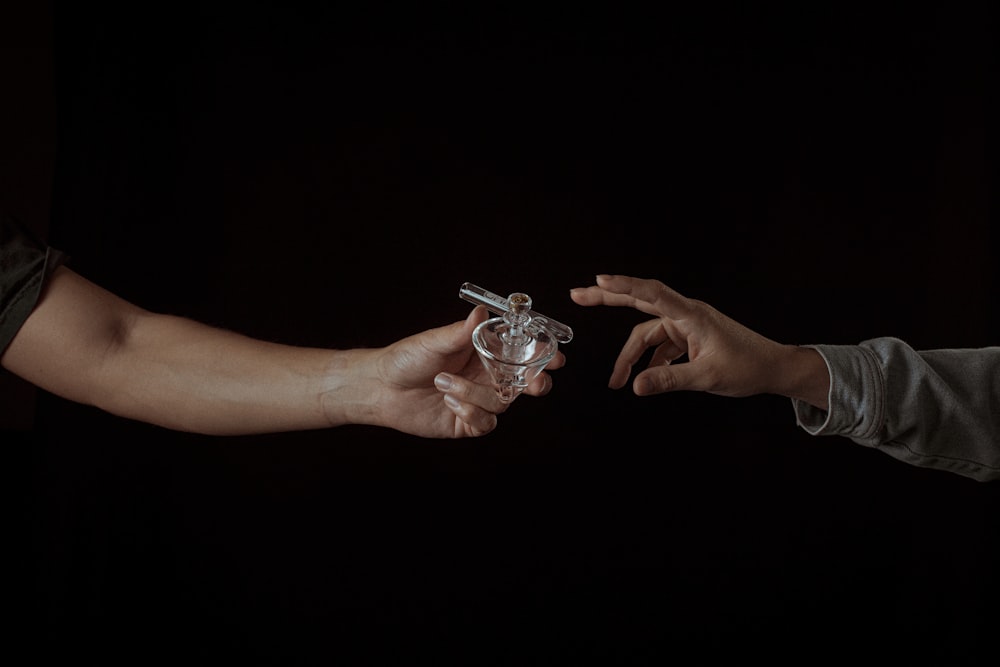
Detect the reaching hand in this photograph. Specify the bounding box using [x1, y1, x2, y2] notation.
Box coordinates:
[570, 274, 827, 407]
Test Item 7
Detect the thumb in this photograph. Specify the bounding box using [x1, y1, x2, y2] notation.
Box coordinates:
[632, 362, 703, 396]
[461, 305, 488, 340]
[434, 305, 488, 353]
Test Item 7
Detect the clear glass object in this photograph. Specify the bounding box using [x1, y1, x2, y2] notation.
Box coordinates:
[459, 282, 573, 403]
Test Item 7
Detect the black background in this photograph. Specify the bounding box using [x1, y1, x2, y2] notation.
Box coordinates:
[3, 1, 997, 664]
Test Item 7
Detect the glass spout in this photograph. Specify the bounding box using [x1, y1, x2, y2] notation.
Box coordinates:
[459, 282, 573, 344]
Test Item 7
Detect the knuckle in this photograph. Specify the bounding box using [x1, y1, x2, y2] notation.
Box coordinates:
[655, 370, 677, 393]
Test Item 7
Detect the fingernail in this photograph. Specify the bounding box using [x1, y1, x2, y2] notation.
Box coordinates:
[443, 394, 461, 409]
[434, 373, 453, 391]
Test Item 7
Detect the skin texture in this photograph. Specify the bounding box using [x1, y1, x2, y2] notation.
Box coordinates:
[1, 266, 564, 438]
[570, 274, 829, 410]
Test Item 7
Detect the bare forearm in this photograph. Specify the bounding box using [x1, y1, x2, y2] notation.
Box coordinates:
[98, 313, 349, 435]
[1, 266, 373, 435]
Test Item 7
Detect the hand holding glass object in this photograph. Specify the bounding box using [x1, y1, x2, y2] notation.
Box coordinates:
[459, 282, 573, 403]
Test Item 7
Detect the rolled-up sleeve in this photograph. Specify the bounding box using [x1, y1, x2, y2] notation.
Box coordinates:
[792, 337, 1000, 482]
[1, 214, 68, 355]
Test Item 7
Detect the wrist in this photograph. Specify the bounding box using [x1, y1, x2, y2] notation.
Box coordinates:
[318, 347, 382, 428]
[773, 345, 830, 411]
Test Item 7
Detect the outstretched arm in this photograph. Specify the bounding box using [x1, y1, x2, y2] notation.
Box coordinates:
[571, 274, 1000, 481]
[2, 266, 562, 437]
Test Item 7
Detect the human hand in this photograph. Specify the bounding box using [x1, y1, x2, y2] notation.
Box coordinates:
[570, 274, 826, 405]
[340, 305, 566, 438]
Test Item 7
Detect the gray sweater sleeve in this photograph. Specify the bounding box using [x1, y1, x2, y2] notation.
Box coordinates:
[791, 337, 1000, 482]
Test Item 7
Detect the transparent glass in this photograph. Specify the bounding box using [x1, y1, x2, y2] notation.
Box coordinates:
[459, 283, 572, 403]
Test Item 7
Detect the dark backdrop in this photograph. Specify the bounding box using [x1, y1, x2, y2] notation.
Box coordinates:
[4, 1, 997, 663]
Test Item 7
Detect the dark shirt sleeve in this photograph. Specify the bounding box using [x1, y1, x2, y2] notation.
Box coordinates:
[0, 213, 68, 355]
[792, 337, 1000, 482]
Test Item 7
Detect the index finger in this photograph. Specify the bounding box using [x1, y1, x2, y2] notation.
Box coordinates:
[571, 275, 695, 320]
[544, 349, 567, 370]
